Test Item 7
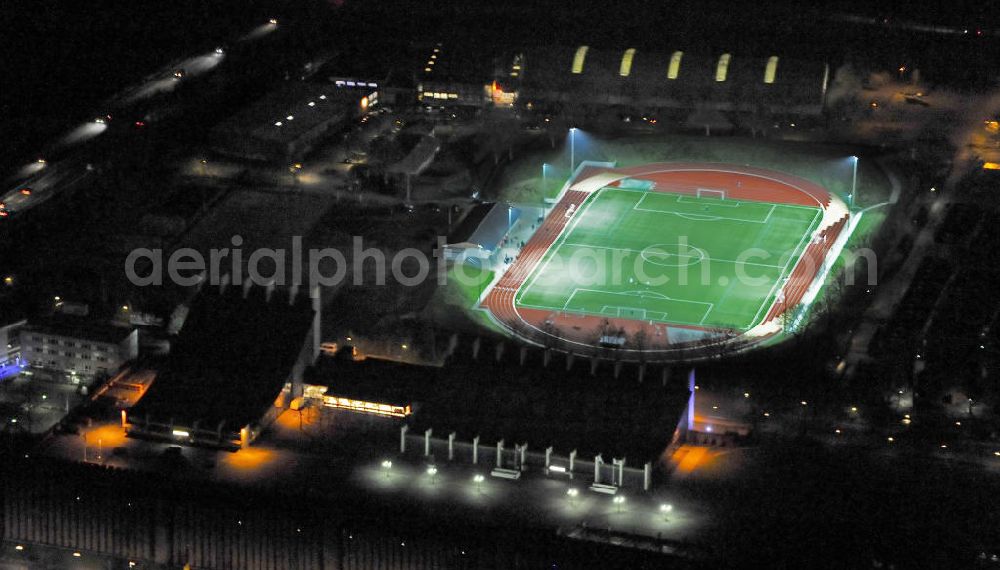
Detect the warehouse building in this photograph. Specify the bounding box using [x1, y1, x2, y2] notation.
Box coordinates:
[126, 282, 319, 449]
[513, 45, 829, 115]
[209, 81, 377, 162]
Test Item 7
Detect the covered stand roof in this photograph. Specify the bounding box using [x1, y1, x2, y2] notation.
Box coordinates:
[308, 340, 689, 462]
[446, 202, 520, 252]
[129, 286, 315, 435]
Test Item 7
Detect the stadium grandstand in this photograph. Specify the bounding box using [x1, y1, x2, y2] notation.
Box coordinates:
[512, 45, 830, 115]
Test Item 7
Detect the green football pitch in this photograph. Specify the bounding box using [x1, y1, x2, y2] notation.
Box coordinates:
[515, 187, 823, 331]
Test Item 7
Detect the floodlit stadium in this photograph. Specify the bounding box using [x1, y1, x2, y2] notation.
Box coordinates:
[482, 162, 853, 358]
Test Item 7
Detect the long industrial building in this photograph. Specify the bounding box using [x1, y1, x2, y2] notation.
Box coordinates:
[392, 43, 829, 116]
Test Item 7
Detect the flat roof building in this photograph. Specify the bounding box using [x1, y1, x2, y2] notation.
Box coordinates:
[209, 81, 377, 162]
[305, 339, 690, 464]
[19, 318, 138, 381]
[126, 282, 319, 449]
[513, 45, 829, 116]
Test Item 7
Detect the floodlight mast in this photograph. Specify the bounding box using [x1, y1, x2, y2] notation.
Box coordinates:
[850, 155, 859, 211]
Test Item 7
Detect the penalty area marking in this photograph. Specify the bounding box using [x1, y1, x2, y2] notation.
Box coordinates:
[563, 288, 714, 325]
[632, 192, 777, 224]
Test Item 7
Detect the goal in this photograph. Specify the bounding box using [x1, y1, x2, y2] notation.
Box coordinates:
[696, 188, 727, 200]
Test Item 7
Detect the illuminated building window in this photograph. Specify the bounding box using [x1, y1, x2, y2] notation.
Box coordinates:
[619, 48, 636, 77]
[668, 51, 683, 79]
[322, 395, 412, 418]
[715, 53, 731, 82]
[448, 93, 458, 99]
[571, 45, 589, 74]
[764, 56, 779, 84]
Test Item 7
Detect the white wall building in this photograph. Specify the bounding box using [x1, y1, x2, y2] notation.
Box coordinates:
[1, 316, 26, 368]
[19, 320, 138, 380]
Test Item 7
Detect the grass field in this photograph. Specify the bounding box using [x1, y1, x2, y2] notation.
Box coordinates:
[515, 187, 823, 331]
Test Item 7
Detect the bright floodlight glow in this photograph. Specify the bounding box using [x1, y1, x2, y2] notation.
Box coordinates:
[566, 488, 579, 497]
[660, 503, 673, 513]
[613, 495, 625, 504]
[62, 121, 108, 145]
[172, 429, 190, 438]
[215, 46, 225, 55]
[427, 466, 438, 476]
[269, 18, 278, 25]
[473, 474, 484, 483]
[286, 115, 294, 120]
[381, 460, 393, 469]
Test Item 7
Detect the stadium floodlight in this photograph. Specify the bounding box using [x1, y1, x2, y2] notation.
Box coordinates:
[569, 128, 578, 172]
[849, 155, 859, 210]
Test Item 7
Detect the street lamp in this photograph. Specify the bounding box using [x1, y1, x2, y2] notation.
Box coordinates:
[566, 487, 579, 505]
[426, 465, 438, 484]
[613, 494, 626, 513]
[473, 473, 485, 493]
[381, 459, 392, 479]
[660, 503, 673, 521]
[542, 163, 549, 196]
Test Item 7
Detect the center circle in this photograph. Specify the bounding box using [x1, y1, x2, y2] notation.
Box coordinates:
[640, 243, 706, 267]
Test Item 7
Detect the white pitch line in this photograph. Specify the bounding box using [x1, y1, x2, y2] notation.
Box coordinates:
[559, 243, 787, 269]
[747, 207, 823, 327]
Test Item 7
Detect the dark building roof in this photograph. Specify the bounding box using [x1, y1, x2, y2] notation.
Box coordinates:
[209, 81, 366, 160]
[129, 286, 314, 434]
[518, 45, 827, 111]
[307, 341, 689, 462]
[413, 43, 499, 85]
[22, 317, 134, 345]
[305, 355, 431, 407]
